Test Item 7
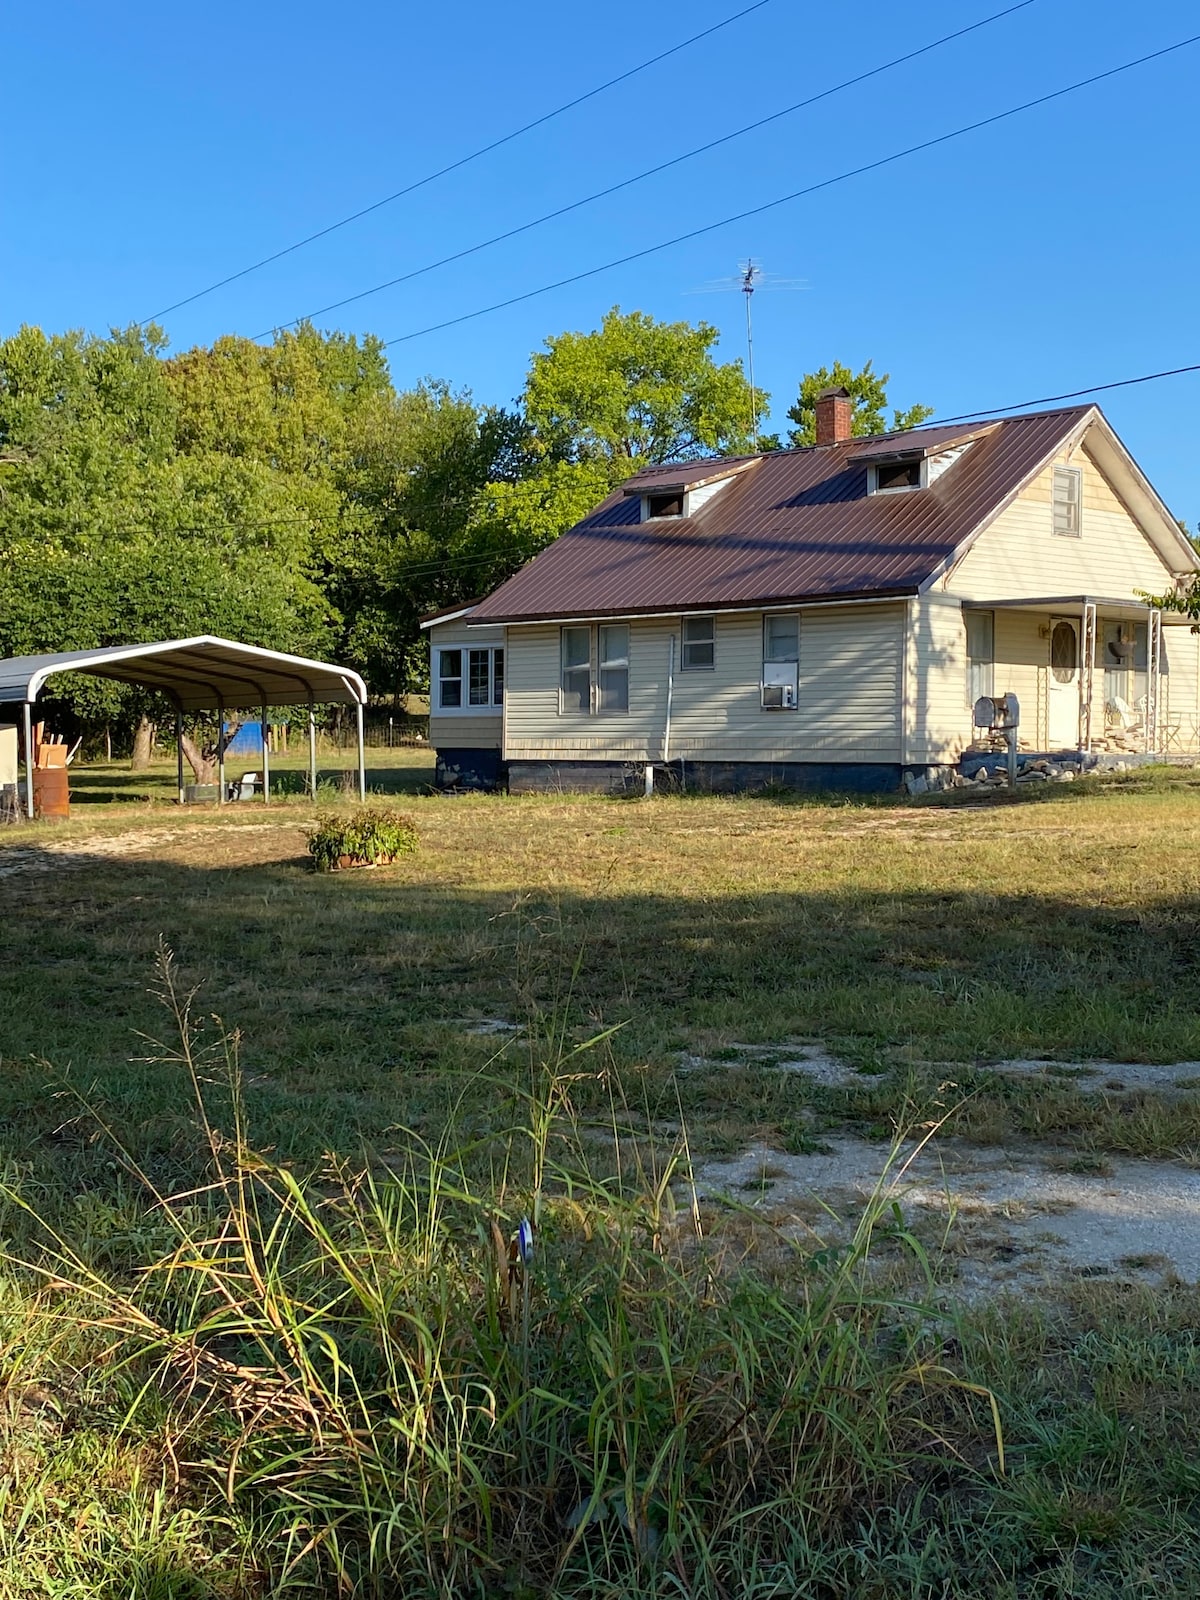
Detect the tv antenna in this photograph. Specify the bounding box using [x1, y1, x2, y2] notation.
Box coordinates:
[685, 259, 807, 451]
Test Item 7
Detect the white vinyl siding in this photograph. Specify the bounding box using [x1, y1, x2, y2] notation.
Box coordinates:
[427, 617, 504, 749]
[903, 593, 967, 765]
[505, 604, 904, 762]
[946, 442, 1178, 601]
[1052, 465, 1082, 537]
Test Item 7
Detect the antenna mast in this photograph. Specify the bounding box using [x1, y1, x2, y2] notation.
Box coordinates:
[742, 259, 759, 450]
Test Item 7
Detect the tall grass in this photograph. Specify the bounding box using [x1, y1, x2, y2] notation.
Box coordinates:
[1, 952, 1003, 1598]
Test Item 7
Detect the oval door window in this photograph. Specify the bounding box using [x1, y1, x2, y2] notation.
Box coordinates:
[1051, 621, 1078, 683]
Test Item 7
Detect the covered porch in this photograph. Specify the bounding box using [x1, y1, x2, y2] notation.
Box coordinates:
[962, 596, 1200, 758]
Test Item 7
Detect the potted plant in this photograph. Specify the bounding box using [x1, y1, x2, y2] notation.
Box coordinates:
[306, 808, 418, 872]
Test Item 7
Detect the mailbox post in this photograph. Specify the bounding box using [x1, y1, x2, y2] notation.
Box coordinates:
[973, 693, 1020, 789]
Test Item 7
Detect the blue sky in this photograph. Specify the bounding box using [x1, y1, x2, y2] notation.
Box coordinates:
[5, 0, 1198, 517]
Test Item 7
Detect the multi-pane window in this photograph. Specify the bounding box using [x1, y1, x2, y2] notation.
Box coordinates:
[560, 624, 630, 714]
[965, 610, 994, 706]
[560, 627, 591, 712]
[598, 625, 630, 713]
[681, 615, 715, 670]
[437, 647, 503, 711]
[764, 614, 799, 664]
[438, 648, 463, 708]
[762, 614, 799, 709]
[1052, 466, 1082, 537]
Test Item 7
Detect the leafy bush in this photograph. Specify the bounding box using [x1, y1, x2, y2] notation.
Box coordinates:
[306, 807, 418, 871]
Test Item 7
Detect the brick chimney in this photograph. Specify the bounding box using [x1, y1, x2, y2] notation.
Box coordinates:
[814, 385, 853, 446]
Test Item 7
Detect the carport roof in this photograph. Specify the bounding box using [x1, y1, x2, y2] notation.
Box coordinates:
[0, 636, 367, 711]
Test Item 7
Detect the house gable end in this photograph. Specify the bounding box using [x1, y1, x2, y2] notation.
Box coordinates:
[934, 413, 1193, 602]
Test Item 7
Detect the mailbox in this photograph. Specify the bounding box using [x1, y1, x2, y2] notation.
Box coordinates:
[973, 693, 1019, 731]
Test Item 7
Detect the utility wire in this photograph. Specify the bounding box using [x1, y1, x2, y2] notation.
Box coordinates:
[383, 31, 1200, 347]
[137, 0, 774, 326]
[259, 0, 1036, 338]
[911, 363, 1200, 427]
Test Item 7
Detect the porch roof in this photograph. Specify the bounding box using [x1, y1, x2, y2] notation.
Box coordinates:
[961, 596, 1185, 621]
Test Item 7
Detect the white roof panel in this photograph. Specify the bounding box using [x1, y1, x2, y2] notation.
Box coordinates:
[0, 636, 367, 711]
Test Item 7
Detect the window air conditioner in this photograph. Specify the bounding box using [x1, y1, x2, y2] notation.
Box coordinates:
[761, 680, 797, 710]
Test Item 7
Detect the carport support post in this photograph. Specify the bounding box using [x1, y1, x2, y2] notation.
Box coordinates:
[22, 701, 34, 820]
[217, 699, 226, 806]
[307, 697, 317, 797]
[175, 709, 184, 805]
[261, 702, 270, 804]
[356, 701, 366, 802]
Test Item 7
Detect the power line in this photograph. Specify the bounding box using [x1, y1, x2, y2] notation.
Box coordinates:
[911, 363, 1200, 427]
[137, 0, 774, 326]
[259, 0, 1036, 338]
[382, 31, 1200, 348]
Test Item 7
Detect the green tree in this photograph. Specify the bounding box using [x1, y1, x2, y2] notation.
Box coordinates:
[786, 359, 933, 447]
[524, 306, 762, 472]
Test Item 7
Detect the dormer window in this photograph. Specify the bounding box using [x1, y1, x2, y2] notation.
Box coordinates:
[868, 456, 925, 494]
[646, 491, 684, 520]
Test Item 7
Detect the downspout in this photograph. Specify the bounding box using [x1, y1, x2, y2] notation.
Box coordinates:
[662, 632, 676, 766]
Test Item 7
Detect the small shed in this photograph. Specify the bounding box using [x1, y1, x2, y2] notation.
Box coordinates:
[0, 635, 368, 818]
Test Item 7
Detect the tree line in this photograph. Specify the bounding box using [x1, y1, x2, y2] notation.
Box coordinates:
[0, 307, 931, 753]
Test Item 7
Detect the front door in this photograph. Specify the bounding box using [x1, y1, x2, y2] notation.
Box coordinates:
[1048, 617, 1080, 748]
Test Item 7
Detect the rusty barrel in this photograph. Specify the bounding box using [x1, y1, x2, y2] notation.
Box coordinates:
[33, 767, 70, 819]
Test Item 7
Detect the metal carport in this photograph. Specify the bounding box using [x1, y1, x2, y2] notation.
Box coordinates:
[0, 636, 369, 819]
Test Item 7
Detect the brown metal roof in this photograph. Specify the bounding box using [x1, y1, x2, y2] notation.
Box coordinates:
[845, 422, 999, 461]
[470, 407, 1094, 624]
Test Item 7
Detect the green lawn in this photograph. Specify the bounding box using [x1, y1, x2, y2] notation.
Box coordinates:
[1, 763, 1199, 1597]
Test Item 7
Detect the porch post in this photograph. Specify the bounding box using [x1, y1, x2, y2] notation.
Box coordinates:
[22, 701, 34, 820]
[261, 702, 270, 803]
[1081, 602, 1097, 753]
[356, 700, 366, 802]
[1147, 610, 1163, 753]
[308, 695, 318, 797]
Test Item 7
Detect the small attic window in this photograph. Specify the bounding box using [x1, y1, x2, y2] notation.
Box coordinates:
[646, 491, 684, 520]
[869, 457, 925, 494]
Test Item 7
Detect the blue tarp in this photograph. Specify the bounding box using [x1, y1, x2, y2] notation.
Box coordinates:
[224, 721, 264, 755]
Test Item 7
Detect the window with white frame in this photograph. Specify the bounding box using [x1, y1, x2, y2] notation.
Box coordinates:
[560, 626, 591, 712]
[1052, 466, 1082, 537]
[560, 624, 630, 714]
[965, 610, 994, 706]
[436, 646, 503, 712]
[762, 613, 799, 709]
[598, 624, 630, 712]
[681, 615, 715, 670]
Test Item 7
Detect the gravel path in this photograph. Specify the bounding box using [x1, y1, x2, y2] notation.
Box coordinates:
[691, 1135, 1200, 1294]
[0, 822, 289, 879]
